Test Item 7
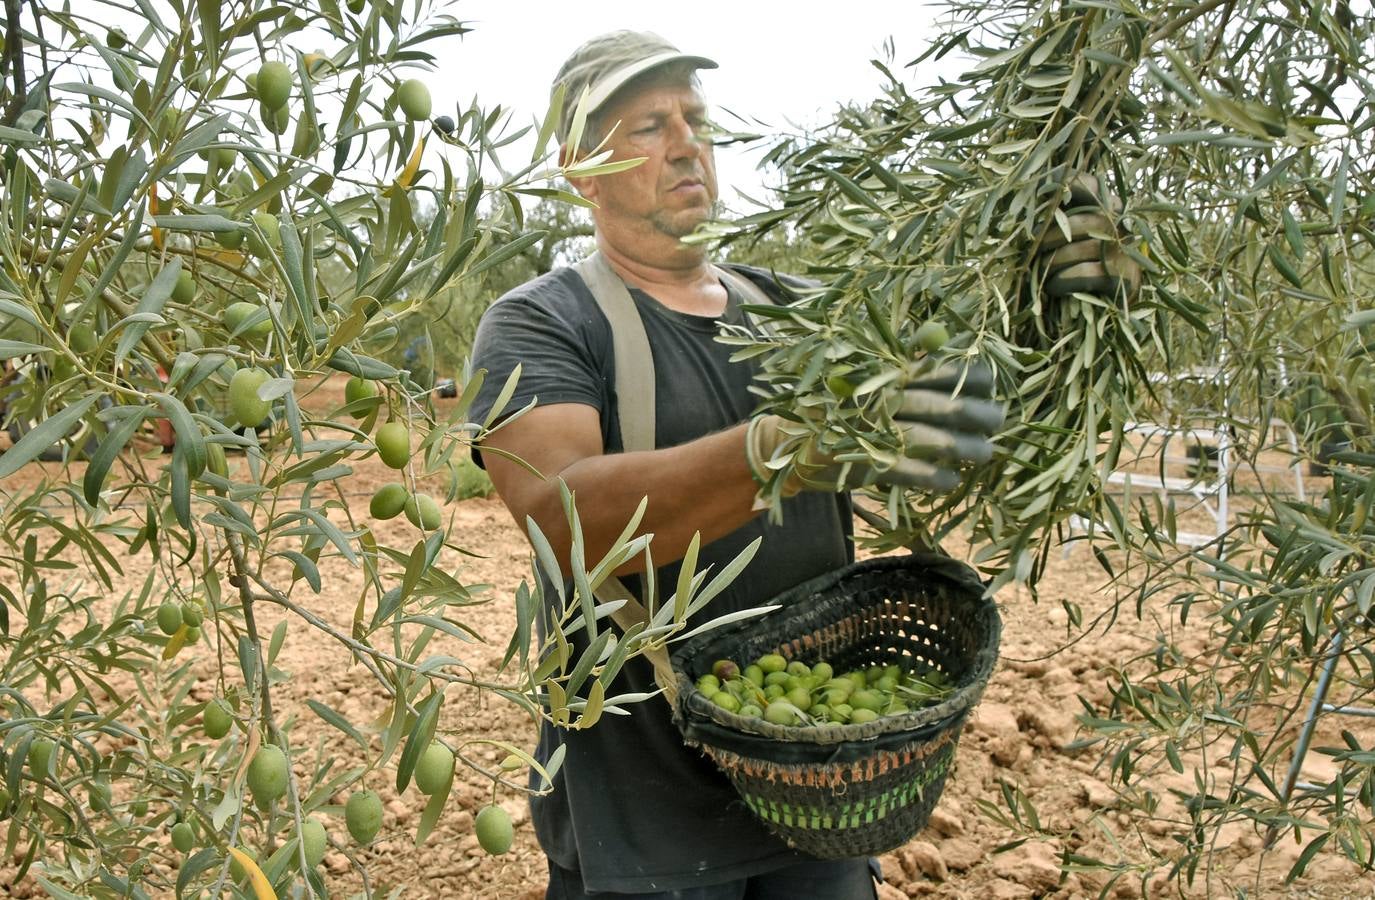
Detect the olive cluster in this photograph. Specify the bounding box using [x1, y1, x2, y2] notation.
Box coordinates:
[695, 655, 952, 727]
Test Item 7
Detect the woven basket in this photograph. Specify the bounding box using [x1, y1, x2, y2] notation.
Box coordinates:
[670, 553, 1001, 859]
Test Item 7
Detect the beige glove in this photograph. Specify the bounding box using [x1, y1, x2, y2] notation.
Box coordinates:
[746, 364, 1005, 496]
[1041, 173, 1142, 299]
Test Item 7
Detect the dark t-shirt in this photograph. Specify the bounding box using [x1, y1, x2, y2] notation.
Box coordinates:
[468, 264, 854, 892]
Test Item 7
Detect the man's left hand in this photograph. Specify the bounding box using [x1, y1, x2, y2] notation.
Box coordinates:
[1040, 173, 1142, 299]
[746, 364, 1004, 497]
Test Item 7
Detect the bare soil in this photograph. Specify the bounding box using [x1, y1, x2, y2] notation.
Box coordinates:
[1, 380, 1371, 899]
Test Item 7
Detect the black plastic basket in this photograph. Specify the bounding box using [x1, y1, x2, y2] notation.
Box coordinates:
[670, 553, 1001, 859]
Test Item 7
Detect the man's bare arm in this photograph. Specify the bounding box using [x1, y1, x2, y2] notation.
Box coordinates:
[480, 403, 761, 574]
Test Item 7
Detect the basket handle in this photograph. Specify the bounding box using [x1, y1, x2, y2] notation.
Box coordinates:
[595, 575, 680, 707]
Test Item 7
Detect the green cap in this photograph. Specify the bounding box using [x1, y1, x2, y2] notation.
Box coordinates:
[552, 30, 717, 145]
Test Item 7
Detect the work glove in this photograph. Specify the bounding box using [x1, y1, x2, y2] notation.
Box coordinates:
[746, 363, 1005, 497]
[1040, 173, 1142, 299]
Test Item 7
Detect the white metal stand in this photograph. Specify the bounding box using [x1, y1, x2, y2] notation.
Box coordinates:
[1267, 600, 1375, 846]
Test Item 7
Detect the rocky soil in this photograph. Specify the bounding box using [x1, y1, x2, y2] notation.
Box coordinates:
[1, 380, 1371, 899]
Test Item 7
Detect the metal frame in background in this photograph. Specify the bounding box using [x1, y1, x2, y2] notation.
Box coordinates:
[1266, 604, 1375, 848]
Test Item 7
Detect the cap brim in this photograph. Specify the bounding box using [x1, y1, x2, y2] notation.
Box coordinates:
[584, 50, 718, 117]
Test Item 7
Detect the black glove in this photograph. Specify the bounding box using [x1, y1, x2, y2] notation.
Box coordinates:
[1041, 173, 1142, 299]
[746, 363, 1004, 495]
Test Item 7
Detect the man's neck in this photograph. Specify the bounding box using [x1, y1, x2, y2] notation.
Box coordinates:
[596, 235, 727, 318]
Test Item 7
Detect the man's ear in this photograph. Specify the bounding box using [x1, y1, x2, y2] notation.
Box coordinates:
[559, 142, 577, 168]
[558, 143, 592, 199]
[573, 177, 599, 203]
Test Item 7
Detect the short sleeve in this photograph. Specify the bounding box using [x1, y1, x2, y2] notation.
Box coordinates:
[466, 271, 611, 465]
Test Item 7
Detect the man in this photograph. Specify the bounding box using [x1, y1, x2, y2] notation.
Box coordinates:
[467, 31, 1136, 899]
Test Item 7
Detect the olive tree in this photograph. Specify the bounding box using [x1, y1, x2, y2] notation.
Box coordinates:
[715, 0, 1375, 890]
[0, 1, 744, 897]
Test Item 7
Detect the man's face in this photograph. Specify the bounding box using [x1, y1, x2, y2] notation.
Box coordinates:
[578, 75, 718, 242]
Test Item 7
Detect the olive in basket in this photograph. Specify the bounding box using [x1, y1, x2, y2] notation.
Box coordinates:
[696, 657, 953, 726]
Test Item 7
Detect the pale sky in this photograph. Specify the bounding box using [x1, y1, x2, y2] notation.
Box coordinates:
[61, 0, 969, 206]
[440, 0, 967, 206]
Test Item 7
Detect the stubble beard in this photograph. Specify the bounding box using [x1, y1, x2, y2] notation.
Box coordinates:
[651, 198, 720, 241]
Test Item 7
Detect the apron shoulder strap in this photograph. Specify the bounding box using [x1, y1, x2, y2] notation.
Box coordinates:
[572, 252, 675, 700]
[712, 264, 779, 309]
[574, 251, 657, 454]
[569, 255, 782, 707]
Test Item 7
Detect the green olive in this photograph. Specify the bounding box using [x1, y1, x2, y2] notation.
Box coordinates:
[172, 270, 196, 304]
[403, 493, 441, 531]
[374, 421, 411, 469]
[228, 367, 272, 428]
[474, 805, 514, 855]
[395, 79, 432, 121]
[914, 320, 950, 353]
[255, 61, 293, 111]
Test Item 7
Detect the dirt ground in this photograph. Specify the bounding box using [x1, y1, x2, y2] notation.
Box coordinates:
[2, 379, 1372, 899]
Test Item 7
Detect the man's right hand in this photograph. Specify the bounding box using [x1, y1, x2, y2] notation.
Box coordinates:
[746, 363, 1004, 496]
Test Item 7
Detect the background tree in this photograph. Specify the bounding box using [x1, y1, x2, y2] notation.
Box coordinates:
[391, 195, 597, 384]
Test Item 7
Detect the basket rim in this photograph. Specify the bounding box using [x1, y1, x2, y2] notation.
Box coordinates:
[670, 552, 1001, 746]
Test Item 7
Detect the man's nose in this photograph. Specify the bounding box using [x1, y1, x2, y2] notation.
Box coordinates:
[665, 116, 705, 159]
